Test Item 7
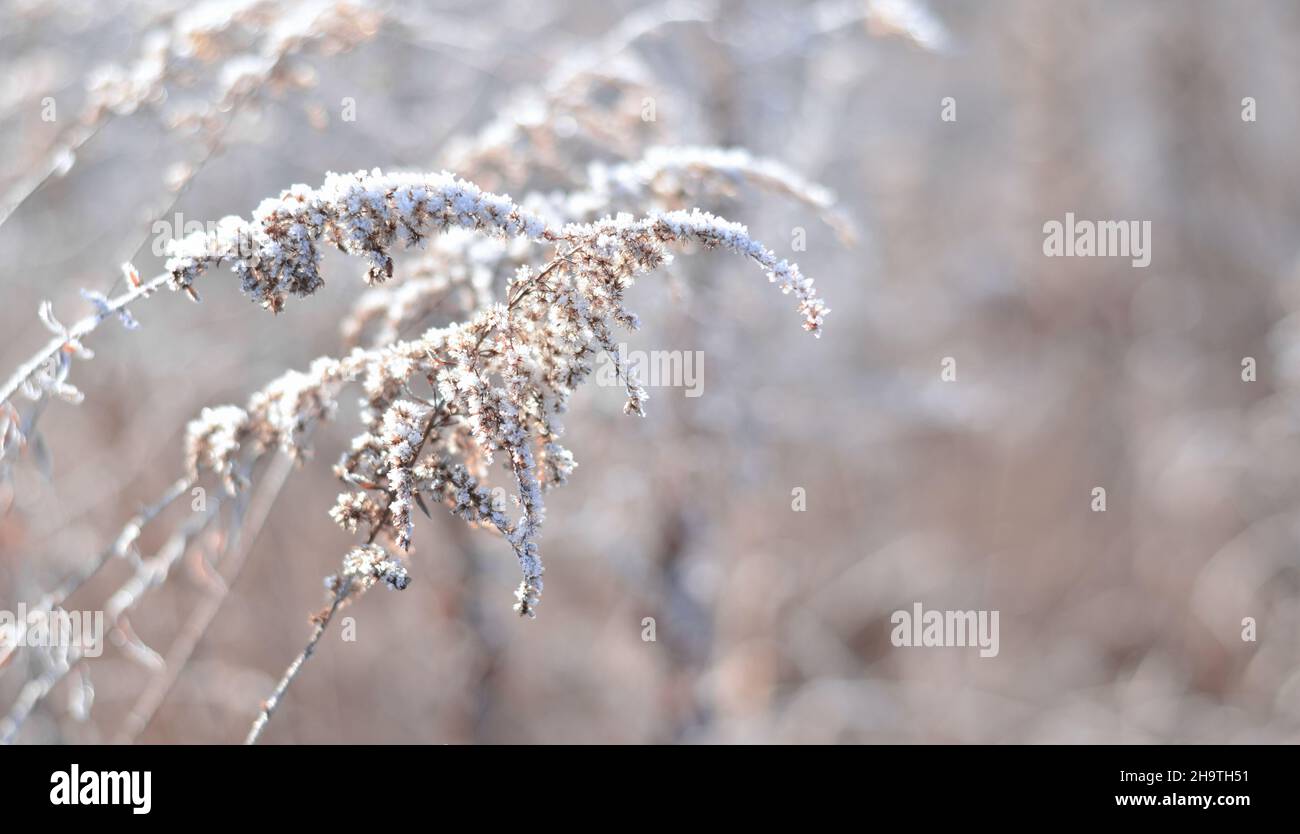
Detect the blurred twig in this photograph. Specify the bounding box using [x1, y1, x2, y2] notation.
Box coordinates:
[115, 453, 296, 744]
[0, 489, 215, 744]
[0, 474, 193, 673]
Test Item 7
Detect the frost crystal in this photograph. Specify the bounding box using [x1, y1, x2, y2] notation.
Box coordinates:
[329, 544, 411, 593]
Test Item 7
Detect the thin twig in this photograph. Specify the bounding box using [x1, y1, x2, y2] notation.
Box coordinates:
[0, 272, 172, 407]
[0, 122, 107, 231]
[244, 583, 348, 745]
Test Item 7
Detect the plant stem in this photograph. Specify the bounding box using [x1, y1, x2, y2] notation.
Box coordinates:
[244, 583, 348, 745]
[0, 272, 172, 407]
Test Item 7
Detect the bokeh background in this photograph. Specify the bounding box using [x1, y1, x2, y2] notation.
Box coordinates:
[2, 0, 1300, 743]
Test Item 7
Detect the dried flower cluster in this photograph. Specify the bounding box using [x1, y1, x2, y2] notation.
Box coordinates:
[164, 169, 548, 310]
[327, 545, 411, 594]
[339, 144, 846, 351]
[174, 167, 828, 616]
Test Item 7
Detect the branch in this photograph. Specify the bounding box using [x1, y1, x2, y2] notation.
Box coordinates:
[0, 271, 172, 408]
[244, 584, 348, 745]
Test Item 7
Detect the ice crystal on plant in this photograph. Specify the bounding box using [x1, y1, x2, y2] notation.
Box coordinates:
[328, 544, 410, 594]
[164, 170, 548, 313]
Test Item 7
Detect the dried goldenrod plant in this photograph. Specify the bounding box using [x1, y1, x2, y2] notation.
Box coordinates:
[0, 0, 946, 744]
[1, 155, 833, 743]
[172, 168, 827, 620]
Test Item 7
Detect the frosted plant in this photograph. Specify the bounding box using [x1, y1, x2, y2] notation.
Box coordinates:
[162, 169, 548, 309]
[166, 168, 825, 628]
[0, 165, 837, 724]
[340, 143, 848, 351]
[0, 0, 949, 745]
[101, 164, 834, 744]
[329, 545, 411, 594]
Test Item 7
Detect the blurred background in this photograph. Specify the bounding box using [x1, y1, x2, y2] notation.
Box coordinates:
[2, 0, 1300, 743]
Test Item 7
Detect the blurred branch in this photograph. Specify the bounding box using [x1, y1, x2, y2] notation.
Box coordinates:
[115, 452, 296, 744]
[0, 474, 193, 673]
[0, 486, 214, 744]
